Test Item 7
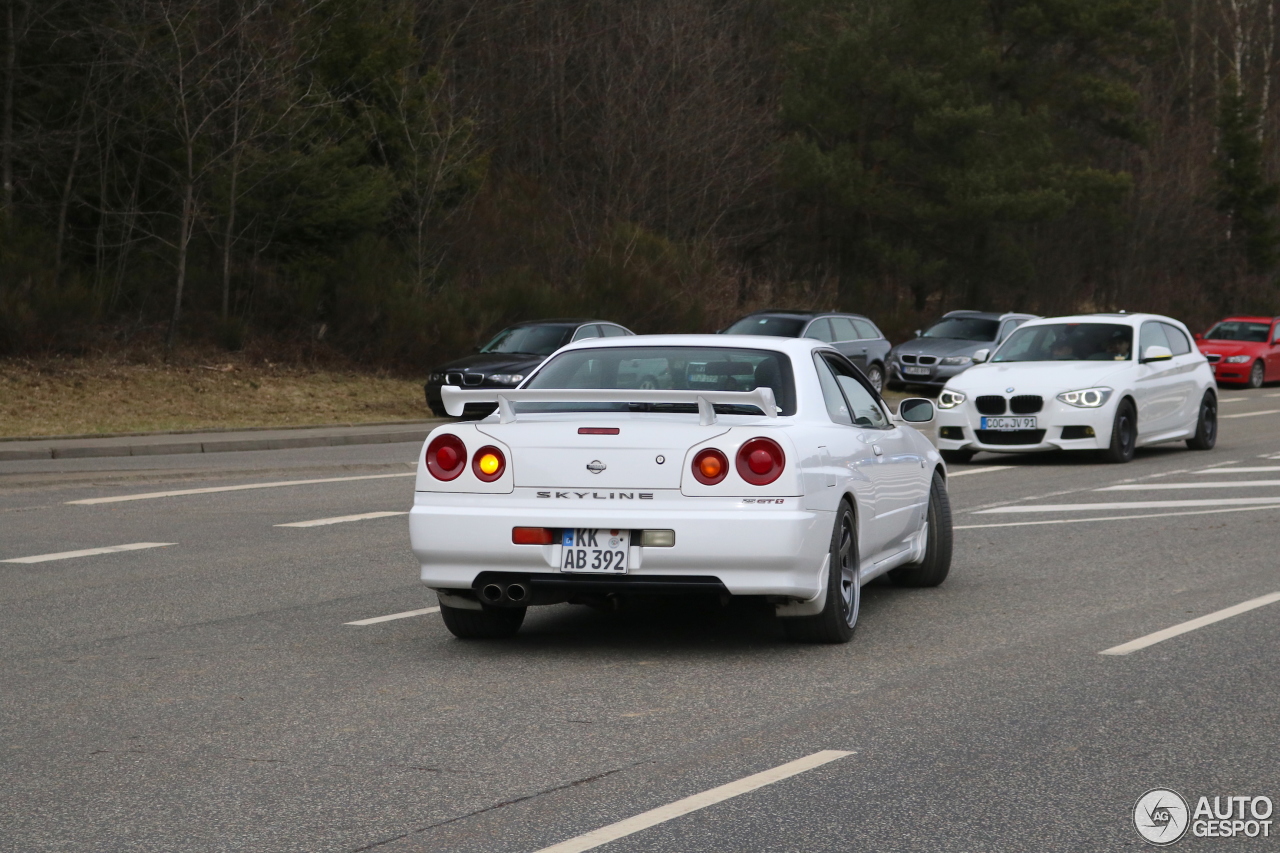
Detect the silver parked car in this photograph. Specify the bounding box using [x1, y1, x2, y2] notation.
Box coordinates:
[722, 310, 893, 392]
[887, 310, 1038, 391]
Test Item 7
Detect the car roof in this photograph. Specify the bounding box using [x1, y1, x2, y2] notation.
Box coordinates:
[939, 310, 1037, 321]
[555, 333, 832, 356]
[1017, 312, 1185, 328]
[734, 309, 874, 321]
[506, 318, 624, 327]
[1213, 315, 1279, 324]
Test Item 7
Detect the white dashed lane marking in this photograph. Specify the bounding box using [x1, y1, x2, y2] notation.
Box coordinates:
[1, 542, 175, 564]
[955, 503, 1280, 529]
[531, 751, 853, 853]
[946, 466, 1013, 478]
[1221, 408, 1280, 419]
[1100, 592, 1280, 655]
[1097, 480, 1280, 491]
[1196, 466, 1280, 474]
[67, 473, 415, 505]
[345, 607, 440, 626]
[974, 496, 1280, 513]
[276, 511, 408, 528]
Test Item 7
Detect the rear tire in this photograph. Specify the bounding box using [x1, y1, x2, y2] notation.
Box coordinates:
[1247, 360, 1265, 389]
[940, 449, 974, 465]
[1101, 400, 1137, 463]
[890, 472, 953, 588]
[783, 500, 859, 644]
[865, 363, 885, 394]
[439, 602, 525, 639]
[1186, 391, 1218, 450]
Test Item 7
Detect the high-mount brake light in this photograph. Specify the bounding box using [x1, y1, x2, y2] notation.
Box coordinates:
[578, 427, 620, 435]
[472, 445, 507, 482]
[736, 437, 785, 485]
[691, 448, 729, 485]
[512, 527, 554, 545]
[426, 434, 466, 481]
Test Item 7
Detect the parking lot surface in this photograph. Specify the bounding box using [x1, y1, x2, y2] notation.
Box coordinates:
[2, 391, 1279, 851]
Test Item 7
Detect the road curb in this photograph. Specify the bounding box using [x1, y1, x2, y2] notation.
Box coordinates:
[0, 424, 445, 461]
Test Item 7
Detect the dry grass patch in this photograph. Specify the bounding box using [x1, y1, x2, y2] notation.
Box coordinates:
[0, 355, 432, 438]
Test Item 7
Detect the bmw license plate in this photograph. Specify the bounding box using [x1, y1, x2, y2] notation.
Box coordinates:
[981, 416, 1037, 430]
[561, 528, 630, 573]
[902, 366, 931, 376]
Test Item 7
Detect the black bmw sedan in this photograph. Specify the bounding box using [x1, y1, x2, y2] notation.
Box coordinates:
[424, 319, 633, 417]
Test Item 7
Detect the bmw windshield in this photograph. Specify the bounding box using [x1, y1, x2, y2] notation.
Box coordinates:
[993, 323, 1133, 362]
[522, 346, 796, 416]
[921, 318, 1000, 341]
[480, 324, 576, 356]
[1205, 321, 1270, 342]
[724, 316, 807, 337]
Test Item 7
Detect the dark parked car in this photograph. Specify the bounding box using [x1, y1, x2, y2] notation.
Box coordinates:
[887, 310, 1037, 391]
[425, 319, 633, 417]
[721, 310, 892, 391]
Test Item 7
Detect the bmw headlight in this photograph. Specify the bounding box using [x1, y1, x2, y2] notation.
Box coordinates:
[940, 356, 973, 366]
[937, 389, 966, 409]
[1224, 355, 1251, 363]
[488, 373, 525, 385]
[1056, 387, 1113, 408]
[428, 373, 444, 383]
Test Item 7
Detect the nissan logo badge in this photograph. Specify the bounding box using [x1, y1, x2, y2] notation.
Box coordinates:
[587, 460, 606, 474]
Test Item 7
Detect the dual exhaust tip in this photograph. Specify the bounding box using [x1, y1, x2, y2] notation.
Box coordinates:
[481, 582, 529, 605]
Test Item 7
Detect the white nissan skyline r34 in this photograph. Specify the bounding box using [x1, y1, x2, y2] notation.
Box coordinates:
[934, 313, 1218, 464]
[409, 335, 952, 643]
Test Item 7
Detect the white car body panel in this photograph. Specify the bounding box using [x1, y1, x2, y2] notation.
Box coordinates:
[935, 313, 1215, 455]
[409, 335, 943, 612]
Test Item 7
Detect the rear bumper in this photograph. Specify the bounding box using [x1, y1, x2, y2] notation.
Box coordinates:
[409, 490, 831, 598]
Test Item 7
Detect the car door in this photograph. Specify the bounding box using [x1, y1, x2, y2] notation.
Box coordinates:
[1159, 322, 1201, 426]
[820, 352, 925, 558]
[827, 317, 868, 368]
[1134, 322, 1186, 435]
[810, 355, 880, 558]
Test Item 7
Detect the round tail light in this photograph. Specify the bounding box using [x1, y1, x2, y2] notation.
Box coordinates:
[472, 445, 507, 482]
[691, 448, 728, 485]
[736, 437, 784, 485]
[426, 434, 466, 480]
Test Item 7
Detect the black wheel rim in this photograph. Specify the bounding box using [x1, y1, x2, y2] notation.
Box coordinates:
[837, 513, 858, 627]
[1203, 399, 1217, 442]
[1119, 412, 1134, 455]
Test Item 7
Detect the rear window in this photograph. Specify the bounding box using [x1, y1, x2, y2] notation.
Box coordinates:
[523, 346, 796, 416]
[724, 315, 807, 337]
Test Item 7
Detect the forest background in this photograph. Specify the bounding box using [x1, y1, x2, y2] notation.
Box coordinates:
[3, 0, 1279, 369]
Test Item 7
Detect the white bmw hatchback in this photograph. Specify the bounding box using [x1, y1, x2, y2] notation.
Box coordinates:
[934, 313, 1218, 464]
[410, 335, 951, 643]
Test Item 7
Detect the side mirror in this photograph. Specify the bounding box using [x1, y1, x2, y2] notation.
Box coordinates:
[972, 348, 990, 363]
[1141, 345, 1173, 363]
[913, 329, 922, 338]
[1193, 332, 1204, 341]
[897, 398, 935, 424]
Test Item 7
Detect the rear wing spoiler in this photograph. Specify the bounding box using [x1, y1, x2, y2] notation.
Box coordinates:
[440, 386, 778, 425]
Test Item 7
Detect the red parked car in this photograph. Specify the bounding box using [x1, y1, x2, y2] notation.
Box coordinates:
[1195, 316, 1280, 388]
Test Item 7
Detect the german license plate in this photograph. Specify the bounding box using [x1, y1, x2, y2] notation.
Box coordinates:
[560, 528, 630, 573]
[981, 416, 1037, 430]
[902, 365, 931, 376]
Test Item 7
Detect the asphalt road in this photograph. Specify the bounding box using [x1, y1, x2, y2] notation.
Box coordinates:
[2, 390, 1279, 852]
